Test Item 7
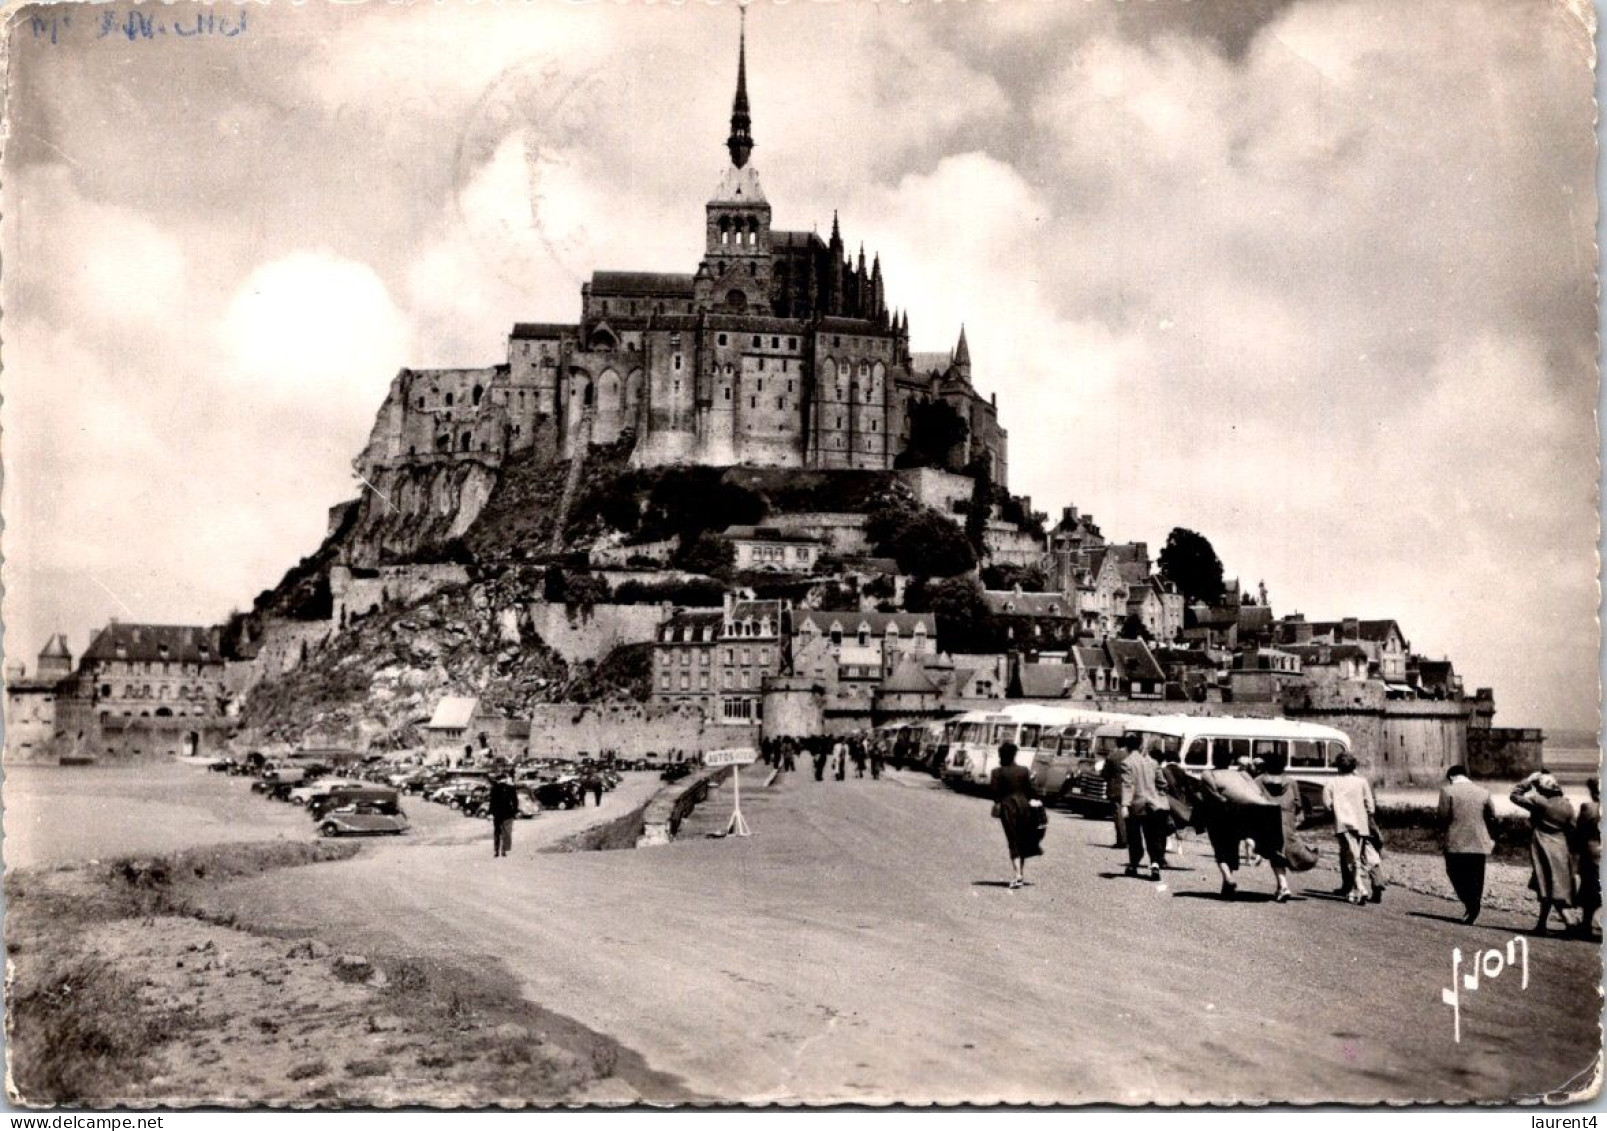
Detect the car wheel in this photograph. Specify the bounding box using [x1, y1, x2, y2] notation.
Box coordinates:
[319, 823, 338, 838]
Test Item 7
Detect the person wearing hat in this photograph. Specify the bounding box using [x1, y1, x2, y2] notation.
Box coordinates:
[1574, 776, 1601, 939]
[1510, 771, 1578, 935]
[1437, 764, 1498, 924]
[1322, 752, 1378, 905]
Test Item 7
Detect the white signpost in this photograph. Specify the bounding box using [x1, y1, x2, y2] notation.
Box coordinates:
[704, 747, 758, 837]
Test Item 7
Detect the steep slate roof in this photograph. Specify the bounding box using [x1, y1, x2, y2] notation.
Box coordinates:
[39, 633, 72, 659]
[83, 624, 221, 665]
[815, 316, 885, 334]
[731, 599, 785, 622]
[771, 230, 824, 249]
[590, 271, 697, 296]
[910, 351, 953, 374]
[881, 659, 939, 695]
[1237, 605, 1275, 634]
[1275, 618, 1406, 645]
[794, 610, 935, 636]
[1073, 646, 1111, 670]
[510, 322, 575, 339]
[722, 525, 821, 545]
[982, 591, 1073, 618]
[1286, 643, 1371, 664]
[1016, 663, 1074, 699]
[425, 696, 478, 731]
[1107, 640, 1165, 683]
[660, 610, 723, 644]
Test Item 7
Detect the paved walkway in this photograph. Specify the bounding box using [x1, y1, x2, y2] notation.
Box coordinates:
[194, 766, 1601, 1105]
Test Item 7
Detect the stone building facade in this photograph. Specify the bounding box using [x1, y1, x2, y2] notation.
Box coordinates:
[353, 17, 1008, 488]
[651, 597, 788, 726]
[73, 623, 227, 723]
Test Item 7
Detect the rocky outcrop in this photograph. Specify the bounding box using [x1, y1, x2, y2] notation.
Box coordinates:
[343, 460, 500, 567]
[233, 567, 655, 751]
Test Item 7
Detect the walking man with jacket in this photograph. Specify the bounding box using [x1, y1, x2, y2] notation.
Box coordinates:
[489, 775, 520, 858]
[1323, 753, 1378, 905]
[1120, 736, 1169, 880]
[1437, 764, 1497, 924]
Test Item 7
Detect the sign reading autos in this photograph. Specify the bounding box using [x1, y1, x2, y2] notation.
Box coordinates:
[704, 748, 758, 767]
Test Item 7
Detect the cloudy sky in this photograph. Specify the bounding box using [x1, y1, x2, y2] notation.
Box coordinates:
[3, 0, 1598, 730]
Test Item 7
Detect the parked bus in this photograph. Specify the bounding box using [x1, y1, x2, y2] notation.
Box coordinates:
[1035, 720, 1131, 809]
[1128, 715, 1353, 818]
[944, 704, 1133, 791]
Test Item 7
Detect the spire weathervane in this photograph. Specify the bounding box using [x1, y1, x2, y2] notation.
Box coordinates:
[726, 4, 755, 169]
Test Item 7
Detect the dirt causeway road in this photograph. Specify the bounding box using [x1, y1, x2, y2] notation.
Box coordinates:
[199, 767, 1601, 1106]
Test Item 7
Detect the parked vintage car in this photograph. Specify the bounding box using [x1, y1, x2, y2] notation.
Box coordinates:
[287, 778, 364, 807]
[315, 786, 409, 837]
[529, 778, 582, 810]
[252, 768, 308, 797]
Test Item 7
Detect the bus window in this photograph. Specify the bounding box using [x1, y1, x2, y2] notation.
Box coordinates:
[1220, 737, 1253, 764]
[1158, 736, 1183, 761]
[1323, 740, 1347, 766]
[1018, 724, 1042, 750]
[1184, 738, 1210, 767]
[1290, 739, 1325, 768]
[990, 723, 1016, 745]
[958, 723, 985, 744]
[1253, 739, 1288, 764]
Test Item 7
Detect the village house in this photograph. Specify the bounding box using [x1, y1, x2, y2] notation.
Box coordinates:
[1124, 576, 1186, 643]
[652, 596, 788, 725]
[1274, 615, 1411, 684]
[3, 635, 74, 761]
[1226, 647, 1304, 704]
[76, 623, 226, 723]
[1409, 656, 1463, 700]
[421, 696, 531, 763]
[723, 524, 824, 573]
[790, 610, 937, 703]
[981, 589, 1078, 651]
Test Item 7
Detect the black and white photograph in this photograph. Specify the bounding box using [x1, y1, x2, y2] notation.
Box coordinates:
[1, 0, 1601, 1110]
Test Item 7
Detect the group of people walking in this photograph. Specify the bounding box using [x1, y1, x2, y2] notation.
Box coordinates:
[987, 735, 1601, 936]
[1064, 734, 1361, 903]
[761, 734, 889, 783]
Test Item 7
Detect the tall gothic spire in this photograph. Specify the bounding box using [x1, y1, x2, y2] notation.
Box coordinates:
[726, 6, 755, 169]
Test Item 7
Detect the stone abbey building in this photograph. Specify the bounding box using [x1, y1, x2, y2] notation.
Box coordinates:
[357, 16, 1008, 486]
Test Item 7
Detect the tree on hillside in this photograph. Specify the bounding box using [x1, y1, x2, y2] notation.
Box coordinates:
[641, 469, 767, 543]
[981, 563, 1047, 592]
[866, 494, 919, 550]
[886, 510, 976, 579]
[894, 398, 968, 472]
[674, 531, 736, 580]
[1157, 527, 1225, 607]
[911, 575, 1001, 653]
[964, 463, 992, 556]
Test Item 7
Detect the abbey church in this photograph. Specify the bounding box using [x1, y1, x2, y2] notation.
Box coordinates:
[357, 16, 1009, 487]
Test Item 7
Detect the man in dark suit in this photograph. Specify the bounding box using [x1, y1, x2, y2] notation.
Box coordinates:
[489, 775, 521, 858]
[1438, 764, 1497, 923]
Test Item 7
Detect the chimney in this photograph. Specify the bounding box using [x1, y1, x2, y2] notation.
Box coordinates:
[1341, 617, 1360, 642]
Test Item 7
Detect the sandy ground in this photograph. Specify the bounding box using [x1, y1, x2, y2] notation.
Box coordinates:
[4, 769, 673, 1108]
[1, 763, 660, 867]
[189, 764, 1602, 1106]
[4, 764, 316, 869]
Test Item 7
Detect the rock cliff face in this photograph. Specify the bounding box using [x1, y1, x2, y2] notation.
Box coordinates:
[342, 460, 500, 567]
[234, 568, 649, 750]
